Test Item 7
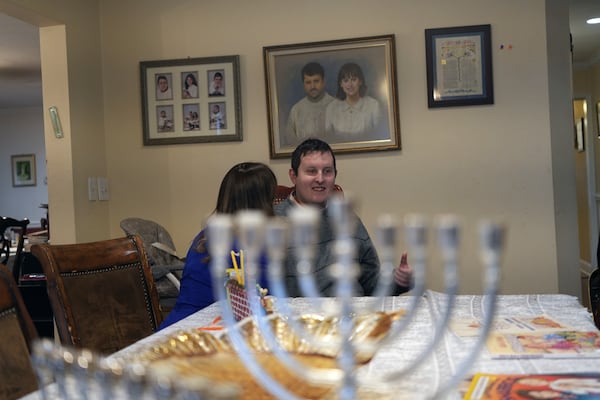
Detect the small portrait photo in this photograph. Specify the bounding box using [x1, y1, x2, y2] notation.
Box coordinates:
[156, 105, 174, 132]
[16, 160, 32, 181]
[181, 71, 199, 99]
[183, 104, 200, 131]
[209, 102, 226, 130]
[155, 73, 173, 101]
[208, 69, 225, 96]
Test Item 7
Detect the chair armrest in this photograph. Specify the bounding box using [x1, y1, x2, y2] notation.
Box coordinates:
[151, 242, 184, 260]
[165, 272, 181, 291]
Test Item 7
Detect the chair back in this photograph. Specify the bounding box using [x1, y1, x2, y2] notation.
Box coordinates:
[273, 184, 343, 205]
[119, 218, 183, 268]
[0, 216, 29, 282]
[119, 218, 183, 318]
[0, 264, 39, 399]
[30, 235, 163, 354]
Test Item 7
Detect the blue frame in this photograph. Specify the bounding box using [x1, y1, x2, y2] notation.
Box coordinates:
[425, 24, 493, 108]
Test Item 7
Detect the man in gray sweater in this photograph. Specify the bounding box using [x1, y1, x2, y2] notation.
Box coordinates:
[274, 138, 412, 297]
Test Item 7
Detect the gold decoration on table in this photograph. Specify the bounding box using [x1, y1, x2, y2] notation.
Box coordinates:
[124, 310, 405, 365]
[117, 310, 405, 400]
[151, 352, 337, 400]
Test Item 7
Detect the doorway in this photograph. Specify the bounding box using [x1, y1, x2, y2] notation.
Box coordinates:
[0, 4, 77, 244]
[573, 98, 599, 308]
[0, 13, 47, 227]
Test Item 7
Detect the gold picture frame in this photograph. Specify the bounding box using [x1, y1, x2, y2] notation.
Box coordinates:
[263, 34, 401, 159]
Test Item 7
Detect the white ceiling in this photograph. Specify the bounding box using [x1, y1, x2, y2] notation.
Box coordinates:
[570, 0, 600, 64]
[0, 2, 599, 109]
[0, 13, 42, 109]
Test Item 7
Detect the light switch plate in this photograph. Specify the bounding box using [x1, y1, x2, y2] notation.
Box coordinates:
[97, 177, 109, 201]
[88, 177, 98, 201]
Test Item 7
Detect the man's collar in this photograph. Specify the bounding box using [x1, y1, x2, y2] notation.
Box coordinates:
[290, 190, 327, 210]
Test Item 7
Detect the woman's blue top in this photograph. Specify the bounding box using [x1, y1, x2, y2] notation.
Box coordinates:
[159, 230, 270, 329]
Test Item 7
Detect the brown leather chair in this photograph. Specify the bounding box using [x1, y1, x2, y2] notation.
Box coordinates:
[30, 235, 163, 355]
[273, 184, 343, 205]
[0, 264, 39, 399]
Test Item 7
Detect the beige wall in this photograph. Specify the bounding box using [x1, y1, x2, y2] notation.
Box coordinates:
[3, 0, 581, 296]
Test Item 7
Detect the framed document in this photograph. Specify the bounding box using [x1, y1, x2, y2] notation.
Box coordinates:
[425, 24, 493, 108]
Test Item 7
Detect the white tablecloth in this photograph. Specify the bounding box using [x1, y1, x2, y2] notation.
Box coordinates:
[21, 291, 599, 399]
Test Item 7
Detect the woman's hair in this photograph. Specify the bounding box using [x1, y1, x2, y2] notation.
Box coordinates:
[335, 62, 367, 100]
[215, 162, 277, 216]
[184, 73, 198, 88]
[195, 162, 276, 255]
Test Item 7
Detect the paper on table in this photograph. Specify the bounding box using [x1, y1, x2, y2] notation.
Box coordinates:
[450, 315, 573, 337]
[464, 372, 600, 399]
[486, 330, 600, 358]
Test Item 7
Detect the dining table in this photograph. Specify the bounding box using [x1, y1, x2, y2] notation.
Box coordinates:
[19, 290, 600, 399]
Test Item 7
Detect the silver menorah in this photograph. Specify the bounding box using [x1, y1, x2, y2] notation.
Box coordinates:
[29, 195, 505, 399]
[205, 195, 506, 399]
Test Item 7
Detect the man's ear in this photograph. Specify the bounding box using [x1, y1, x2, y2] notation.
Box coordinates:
[289, 168, 297, 185]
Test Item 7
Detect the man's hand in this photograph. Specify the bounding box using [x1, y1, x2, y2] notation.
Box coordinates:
[394, 252, 413, 288]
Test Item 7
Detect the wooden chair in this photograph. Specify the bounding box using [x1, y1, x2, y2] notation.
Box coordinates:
[30, 235, 163, 355]
[273, 184, 343, 205]
[0, 216, 29, 282]
[0, 264, 39, 399]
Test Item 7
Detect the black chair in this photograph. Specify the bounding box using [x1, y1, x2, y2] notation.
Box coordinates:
[0, 217, 29, 282]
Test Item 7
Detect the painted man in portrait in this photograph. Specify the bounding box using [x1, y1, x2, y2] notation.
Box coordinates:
[286, 62, 334, 146]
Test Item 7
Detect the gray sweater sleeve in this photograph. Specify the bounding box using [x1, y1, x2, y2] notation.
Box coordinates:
[353, 218, 381, 296]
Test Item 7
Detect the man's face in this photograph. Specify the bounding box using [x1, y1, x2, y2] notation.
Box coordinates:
[214, 76, 223, 88]
[158, 78, 169, 92]
[290, 151, 335, 208]
[303, 74, 325, 100]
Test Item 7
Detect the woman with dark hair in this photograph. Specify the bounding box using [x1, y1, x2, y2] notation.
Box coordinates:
[182, 73, 198, 98]
[159, 162, 277, 329]
[325, 62, 382, 137]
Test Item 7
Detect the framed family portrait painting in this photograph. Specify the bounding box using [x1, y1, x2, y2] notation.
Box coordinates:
[140, 55, 242, 145]
[263, 34, 401, 159]
[11, 154, 36, 187]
